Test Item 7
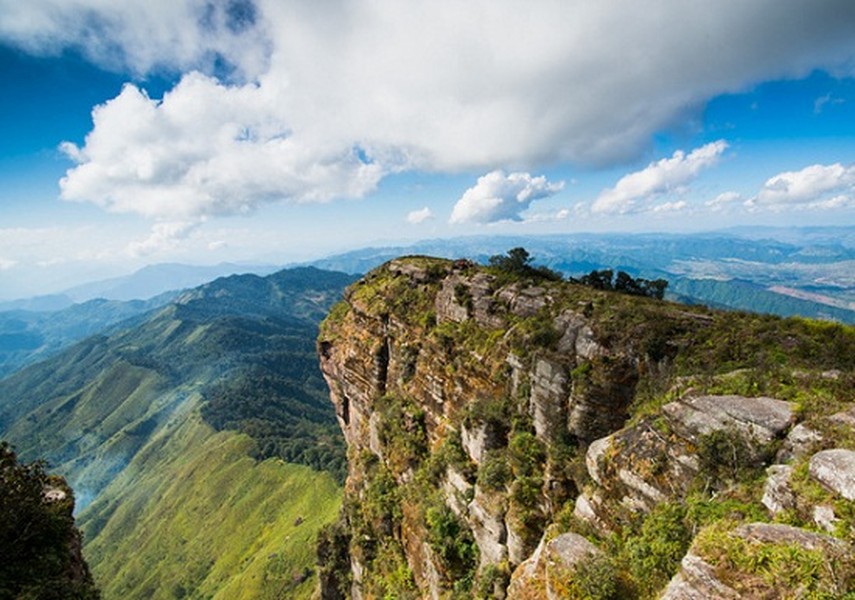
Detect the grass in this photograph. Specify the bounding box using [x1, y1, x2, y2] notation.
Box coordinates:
[80, 408, 341, 600]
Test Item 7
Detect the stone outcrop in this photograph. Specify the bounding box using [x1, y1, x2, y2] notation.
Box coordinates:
[578, 394, 795, 523]
[663, 523, 851, 599]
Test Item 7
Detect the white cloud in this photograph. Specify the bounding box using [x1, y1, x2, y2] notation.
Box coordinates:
[0, 257, 17, 270]
[751, 163, 855, 208]
[3, 1, 855, 222]
[706, 191, 742, 210]
[127, 221, 201, 257]
[592, 141, 728, 214]
[450, 171, 564, 224]
[406, 207, 434, 224]
[651, 200, 688, 213]
[60, 75, 385, 220]
[0, 0, 269, 79]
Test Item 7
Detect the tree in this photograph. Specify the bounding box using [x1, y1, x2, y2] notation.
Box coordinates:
[488, 248, 562, 281]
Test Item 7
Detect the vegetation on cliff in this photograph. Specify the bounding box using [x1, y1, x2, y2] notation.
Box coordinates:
[317, 254, 854, 599]
[0, 442, 100, 600]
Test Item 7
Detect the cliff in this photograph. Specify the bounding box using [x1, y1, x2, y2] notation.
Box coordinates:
[317, 256, 854, 599]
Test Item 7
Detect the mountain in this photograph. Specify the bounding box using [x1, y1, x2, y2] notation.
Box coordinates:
[0, 266, 358, 599]
[0, 292, 178, 379]
[309, 229, 855, 323]
[63, 262, 281, 302]
[317, 256, 854, 598]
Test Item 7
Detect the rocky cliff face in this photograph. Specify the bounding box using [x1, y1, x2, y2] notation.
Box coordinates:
[317, 257, 855, 599]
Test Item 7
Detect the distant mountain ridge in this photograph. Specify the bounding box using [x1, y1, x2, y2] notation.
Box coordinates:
[308, 229, 855, 323]
[63, 261, 281, 302]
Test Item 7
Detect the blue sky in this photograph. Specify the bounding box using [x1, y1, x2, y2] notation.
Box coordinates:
[1, 1, 854, 299]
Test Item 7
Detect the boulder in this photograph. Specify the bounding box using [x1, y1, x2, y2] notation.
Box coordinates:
[761, 464, 795, 515]
[663, 523, 849, 599]
[777, 422, 822, 462]
[660, 552, 740, 599]
[809, 449, 855, 501]
[662, 394, 794, 446]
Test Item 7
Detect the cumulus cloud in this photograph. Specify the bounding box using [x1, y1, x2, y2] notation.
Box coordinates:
[751, 163, 855, 208]
[3, 1, 855, 222]
[450, 171, 564, 225]
[592, 141, 727, 214]
[406, 207, 434, 224]
[127, 221, 201, 257]
[59, 75, 385, 220]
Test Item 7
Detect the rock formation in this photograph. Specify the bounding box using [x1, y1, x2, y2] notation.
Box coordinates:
[317, 256, 854, 599]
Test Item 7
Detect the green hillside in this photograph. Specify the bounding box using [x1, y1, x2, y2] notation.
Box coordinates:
[0, 266, 357, 598]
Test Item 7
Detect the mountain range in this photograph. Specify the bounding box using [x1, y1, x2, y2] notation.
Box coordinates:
[0, 266, 356, 599]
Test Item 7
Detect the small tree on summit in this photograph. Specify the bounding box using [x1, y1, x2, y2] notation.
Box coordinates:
[488, 248, 562, 281]
[489, 247, 532, 274]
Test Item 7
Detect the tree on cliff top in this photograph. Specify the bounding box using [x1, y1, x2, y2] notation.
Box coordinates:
[488, 247, 562, 281]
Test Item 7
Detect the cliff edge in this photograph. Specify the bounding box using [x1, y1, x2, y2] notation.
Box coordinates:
[317, 256, 854, 599]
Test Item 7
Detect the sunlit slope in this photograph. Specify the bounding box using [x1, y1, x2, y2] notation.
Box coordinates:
[80, 405, 340, 600]
[0, 266, 356, 598]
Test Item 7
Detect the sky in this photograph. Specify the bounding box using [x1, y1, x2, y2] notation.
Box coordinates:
[1, 1, 854, 299]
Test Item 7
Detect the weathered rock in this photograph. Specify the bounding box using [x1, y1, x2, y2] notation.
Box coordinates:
[777, 422, 822, 462]
[506, 531, 601, 600]
[664, 523, 850, 599]
[662, 394, 795, 446]
[813, 505, 840, 533]
[442, 467, 473, 517]
[529, 357, 568, 442]
[497, 285, 550, 317]
[467, 487, 508, 568]
[735, 522, 848, 553]
[388, 259, 437, 283]
[761, 464, 795, 515]
[809, 449, 855, 501]
[573, 491, 607, 533]
[585, 435, 613, 486]
[829, 406, 855, 428]
[436, 275, 471, 323]
[543, 533, 601, 600]
[660, 552, 740, 599]
[461, 421, 504, 465]
[554, 309, 603, 359]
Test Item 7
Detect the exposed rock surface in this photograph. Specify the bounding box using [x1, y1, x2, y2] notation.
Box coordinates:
[582, 394, 795, 520]
[663, 523, 850, 599]
[660, 552, 740, 599]
[761, 464, 795, 515]
[507, 531, 601, 600]
[809, 448, 855, 501]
